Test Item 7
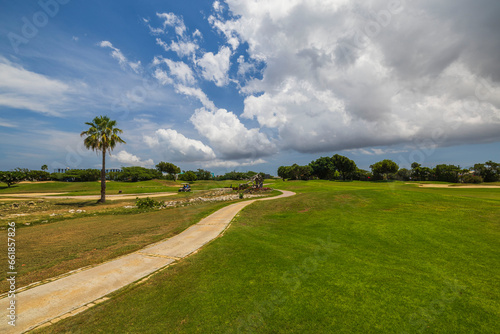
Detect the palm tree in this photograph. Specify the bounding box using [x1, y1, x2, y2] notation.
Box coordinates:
[81, 116, 125, 203]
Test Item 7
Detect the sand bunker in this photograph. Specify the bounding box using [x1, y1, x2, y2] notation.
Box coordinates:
[417, 184, 500, 189]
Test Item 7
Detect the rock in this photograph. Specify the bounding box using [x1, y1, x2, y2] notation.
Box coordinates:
[41, 220, 48, 223]
[28, 201, 36, 206]
[69, 209, 75, 213]
[12, 203, 19, 208]
[24, 223, 31, 226]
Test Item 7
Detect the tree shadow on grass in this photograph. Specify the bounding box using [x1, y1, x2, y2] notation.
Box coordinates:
[53, 201, 100, 208]
[0, 185, 20, 190]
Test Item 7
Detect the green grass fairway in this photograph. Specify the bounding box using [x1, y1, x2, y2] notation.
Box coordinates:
[37, 181, 500, 333]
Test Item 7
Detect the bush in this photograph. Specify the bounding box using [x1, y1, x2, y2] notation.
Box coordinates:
[239, 193, 244, 199]
[66, 169, 100, 182]
[194, 169, 212, 180]
[461, 174, 483, 184]
[370, 160, 399, 180]
[434, 164, 460, 183]
[179, 171, 197, 182]
[352, 168, 372, 181]
[215, 170, 263, 181]
[50, 172, 67, 181]
[396, 168, 411, 181]
[135, 197, 163, 209]
[115, 167, 162, 182]
[0, 171, 24, 187]
[26, 170, 51, 181]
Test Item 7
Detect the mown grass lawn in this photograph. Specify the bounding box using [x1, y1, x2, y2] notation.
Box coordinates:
[36, 181, 500, 333]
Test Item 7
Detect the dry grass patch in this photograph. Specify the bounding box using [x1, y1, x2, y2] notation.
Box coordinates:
[0, 201, 231, 293]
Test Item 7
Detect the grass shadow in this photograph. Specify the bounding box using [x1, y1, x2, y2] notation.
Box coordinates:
[53, 201, 100, 208]
[0, 185, 20, 190]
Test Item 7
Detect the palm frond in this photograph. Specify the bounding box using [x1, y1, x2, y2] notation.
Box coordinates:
[81, 115, 125, 154]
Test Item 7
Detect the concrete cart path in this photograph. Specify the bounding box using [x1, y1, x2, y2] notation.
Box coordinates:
[0, 190, 295, 333]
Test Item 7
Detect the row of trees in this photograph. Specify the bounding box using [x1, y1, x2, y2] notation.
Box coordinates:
[277, 164, 313, 181]
[52, 169, 100, 182]
[109, 167, 162, 182]
[215, 170, 269, 181]
[0, 167, 162, 187]
[405, 161, 500, 183]
[0, 163, 272, 187]
[155, 162, 270, 182]
[474, 161, 500, 182]
[278, 155, 500, 183]
[155, 163, 212, 182]
[278, 155, 359, 181]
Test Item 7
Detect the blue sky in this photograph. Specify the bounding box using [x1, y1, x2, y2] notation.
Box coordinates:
[1, 0, 499, 175]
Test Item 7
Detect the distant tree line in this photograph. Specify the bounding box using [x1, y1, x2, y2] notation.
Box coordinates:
[0, 160, 274, 188]
[2, 159, 498, 188]
[403, 161, 499, 183]
[278, 155, 361, 181]
[108, 167, 162, 182]
[277, 156, 500, 184]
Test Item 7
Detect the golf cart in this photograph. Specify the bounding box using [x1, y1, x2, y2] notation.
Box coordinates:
[178, 183, 191, 192]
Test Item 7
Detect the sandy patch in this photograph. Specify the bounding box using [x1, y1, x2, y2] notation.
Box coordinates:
[18, 181, 56, 184]
[0, 192, 67, 197]
[417, 184, 500, 189]
[0, 192, 177, 201]
[56, 193, 178, 200]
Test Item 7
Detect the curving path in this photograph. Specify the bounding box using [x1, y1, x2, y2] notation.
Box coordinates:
[0, 190, 295, 333]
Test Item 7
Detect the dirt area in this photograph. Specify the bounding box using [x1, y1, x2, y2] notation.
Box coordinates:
[415, 184, 500, 188]
[0, 192, 176, 201]
[0, 192, 67, 198]
[18, 181, 56, 184]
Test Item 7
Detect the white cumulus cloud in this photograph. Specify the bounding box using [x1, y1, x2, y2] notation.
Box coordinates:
[111, 150, 154, 167]
[161, 58, 196, 85]
[156, 38, 199, 57]
[190, 108, 277, 159]
[218, 0, 500, 154]
[156, 12, 187, 36]
[197, 46, 232, 87]
[144, 128, 216, 162]
[203, 158, 267, 168]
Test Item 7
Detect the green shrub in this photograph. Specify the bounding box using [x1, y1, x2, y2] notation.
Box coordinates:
[26, 170, 51, 181]
[461, 174, 483, 184]
[116, 167, 162, 182]
[135, 197, 163, 209]
[0, 171, 24, 187]
[239, 193, 244, 199]
[179, 171, 197, 182]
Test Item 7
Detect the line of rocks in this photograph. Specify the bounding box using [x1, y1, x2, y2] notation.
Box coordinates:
[124, 190, 269, 209]
[165, 193, 266, 207]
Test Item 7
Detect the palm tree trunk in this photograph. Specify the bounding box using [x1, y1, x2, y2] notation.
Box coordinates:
[101, 150, 106, 203]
